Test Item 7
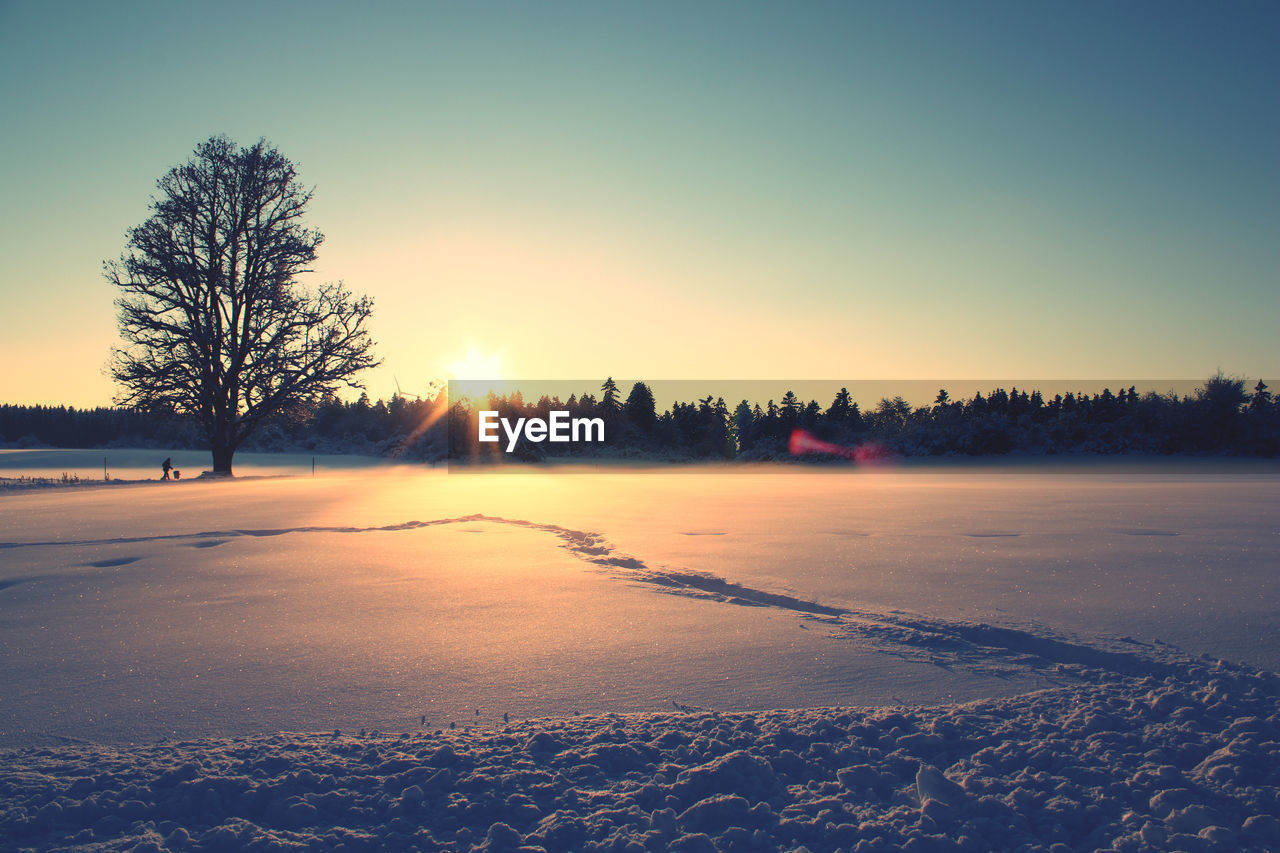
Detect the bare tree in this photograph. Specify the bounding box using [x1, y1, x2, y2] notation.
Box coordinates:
[108, 136, 378, 475]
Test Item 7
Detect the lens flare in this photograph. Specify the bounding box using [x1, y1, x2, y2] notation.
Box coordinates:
[788, 429, 897, 465]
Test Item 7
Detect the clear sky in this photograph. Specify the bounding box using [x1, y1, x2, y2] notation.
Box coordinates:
[1, 1, 1276, 407]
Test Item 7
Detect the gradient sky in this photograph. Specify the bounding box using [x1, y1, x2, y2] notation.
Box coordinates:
[1, 1, 1276, 407]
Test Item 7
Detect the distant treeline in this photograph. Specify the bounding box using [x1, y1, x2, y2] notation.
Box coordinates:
[0, 397, 448, 459]
[0, 405, 194, 450]
[450, 375, 1278, 461]
[4, 374, 1277, 460]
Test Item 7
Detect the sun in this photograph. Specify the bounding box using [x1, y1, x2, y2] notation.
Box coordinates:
[447, 346, 503, 380]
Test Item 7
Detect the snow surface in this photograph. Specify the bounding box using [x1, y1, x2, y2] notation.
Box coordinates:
[0, 448, 392, 483]
[1, 461, 1278, 850]
[4, 663, 1280, 851]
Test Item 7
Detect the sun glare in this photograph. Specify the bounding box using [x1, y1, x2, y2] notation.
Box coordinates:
[448, 347, 503, 381]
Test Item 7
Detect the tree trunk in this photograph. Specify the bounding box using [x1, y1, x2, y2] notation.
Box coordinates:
[211, 443, 235, 476]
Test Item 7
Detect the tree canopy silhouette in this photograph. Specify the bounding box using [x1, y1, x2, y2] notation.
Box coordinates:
[107, 136, 377, 475]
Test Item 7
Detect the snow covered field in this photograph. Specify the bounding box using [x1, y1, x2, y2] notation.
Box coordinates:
[1, 461, 1278, 850]
[0, 448, 392, 483]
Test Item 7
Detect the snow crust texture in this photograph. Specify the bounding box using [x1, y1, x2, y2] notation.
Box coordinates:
[4, 657, 1278, 852]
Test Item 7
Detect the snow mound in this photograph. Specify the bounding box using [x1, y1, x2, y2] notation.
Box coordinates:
[3, 657, 1278, 852]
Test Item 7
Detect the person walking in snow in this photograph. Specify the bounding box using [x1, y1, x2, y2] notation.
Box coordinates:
[161, 457, 172, 480]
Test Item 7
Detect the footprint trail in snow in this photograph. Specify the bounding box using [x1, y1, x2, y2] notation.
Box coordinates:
[3, 513, 1185, 682]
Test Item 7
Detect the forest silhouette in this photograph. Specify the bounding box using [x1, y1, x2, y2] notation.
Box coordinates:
[3, 374, 1276, 462]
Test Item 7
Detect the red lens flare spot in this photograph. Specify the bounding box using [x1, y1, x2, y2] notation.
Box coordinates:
[788, 429, 897, 466]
